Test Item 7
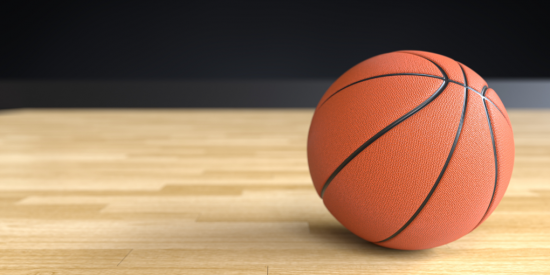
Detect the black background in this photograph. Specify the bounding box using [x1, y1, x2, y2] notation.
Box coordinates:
[0, 1, 548, 108]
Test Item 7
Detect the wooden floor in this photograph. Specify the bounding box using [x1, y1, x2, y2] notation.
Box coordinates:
[0, 109, 549, 274]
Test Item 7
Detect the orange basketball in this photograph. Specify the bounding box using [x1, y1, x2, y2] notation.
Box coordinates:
[307, 50, 514, 250]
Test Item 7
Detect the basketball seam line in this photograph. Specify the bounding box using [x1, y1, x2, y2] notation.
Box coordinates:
[460, 83, 511, 127]
[375, 58, 469, 243]
[320, 55, 449, 198]
[319, 73, 444, 107]
[474, 86, 499, 228]
[318, 72, 508, 125]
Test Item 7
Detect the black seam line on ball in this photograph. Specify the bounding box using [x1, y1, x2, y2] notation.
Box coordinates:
[318, 73, 507, 123]
[318, 73, 444, 108]
[448, 81, 509, 127]
[376, 62, 469, 243]
[476, 86, 499, 227]
[320, 57, 449, 198]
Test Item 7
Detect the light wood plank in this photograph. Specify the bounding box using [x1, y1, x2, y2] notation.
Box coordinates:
[0, 109, 549, 274]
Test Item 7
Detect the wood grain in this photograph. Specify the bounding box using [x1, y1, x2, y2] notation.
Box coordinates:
[0, 109, 549, 274]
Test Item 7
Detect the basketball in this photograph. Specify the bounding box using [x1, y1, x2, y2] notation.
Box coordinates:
[307, 50, 515, 250]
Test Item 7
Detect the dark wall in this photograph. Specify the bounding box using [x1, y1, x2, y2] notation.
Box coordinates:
[1, 79, 549, 109]
[1, 2, 548, 109]
[2, 1, 548, 79]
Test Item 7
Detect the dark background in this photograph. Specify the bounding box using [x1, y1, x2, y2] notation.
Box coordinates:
[1, 1, 548, 108]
